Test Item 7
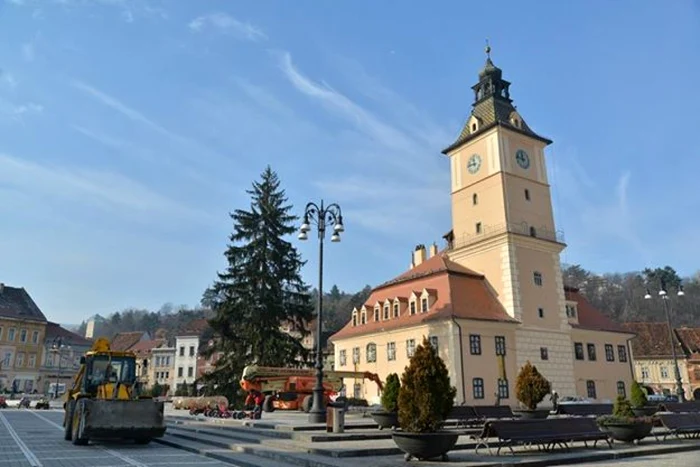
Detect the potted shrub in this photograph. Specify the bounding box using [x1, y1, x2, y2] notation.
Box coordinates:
[630, 381, 657, 416]
[371, 373, 400, 430]
[391, 337, 458, 462]
[597, 395, 654, 443]
[514, 361, 551, 419]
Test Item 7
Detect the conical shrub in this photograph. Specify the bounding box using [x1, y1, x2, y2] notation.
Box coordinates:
[381, 373, 400, 413]
[515, 361, 551, 410]
[398, 336, 456, 433]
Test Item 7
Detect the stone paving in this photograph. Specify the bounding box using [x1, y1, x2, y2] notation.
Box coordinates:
[0, 409, 232, 467]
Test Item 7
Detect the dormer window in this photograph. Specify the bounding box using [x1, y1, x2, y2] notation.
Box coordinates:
[566, 304, 578, 318]
[393, 302, 399, 318]
[374, 307, 380, 322]
[383, 304, 390, 320]
[471, 123, 476, 132]
[361, 309, 367, 325]
[409, 301, 417, 315]
[352, 311, 358, 327]
[421, 297, 429, 313]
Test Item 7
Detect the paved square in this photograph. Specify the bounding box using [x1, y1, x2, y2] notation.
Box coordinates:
[0, 409, 229, 467]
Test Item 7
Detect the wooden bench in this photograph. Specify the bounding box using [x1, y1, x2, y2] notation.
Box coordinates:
[470, 418, 611, 455]
[557, 403, 613, 417]
[657, 413, 700, 440]
[448, 405, 478, 428]
[473, 405, 515, 420]
[661, 402, 700, 413]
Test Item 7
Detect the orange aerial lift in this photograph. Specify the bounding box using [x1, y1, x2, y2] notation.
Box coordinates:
[240, 365, 383, 412]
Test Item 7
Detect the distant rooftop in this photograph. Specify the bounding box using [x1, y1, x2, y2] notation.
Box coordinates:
[0, 283, 47, 323]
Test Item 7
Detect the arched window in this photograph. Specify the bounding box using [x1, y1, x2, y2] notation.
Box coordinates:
[366, 343, 377, 363]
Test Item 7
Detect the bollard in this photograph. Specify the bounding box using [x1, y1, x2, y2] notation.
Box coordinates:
[332, 406, 345, 433]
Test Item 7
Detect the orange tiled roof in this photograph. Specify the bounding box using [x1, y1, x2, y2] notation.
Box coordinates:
[110, 331, 148, 351]
[622, 322, 684, 358]
[330, 253, 516, 341]
[130, 338, 166, 357]
[565, 287, 632, 334]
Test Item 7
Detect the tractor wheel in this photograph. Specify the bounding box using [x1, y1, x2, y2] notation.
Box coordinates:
[263, 395, 275, 413]
[134, 438, 152, 445]
[71, 400, 89, 445]
[302, 395, 312, 413]
[64, 401, 74, 441]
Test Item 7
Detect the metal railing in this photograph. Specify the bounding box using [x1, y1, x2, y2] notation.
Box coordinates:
[449, 222, 565, 250]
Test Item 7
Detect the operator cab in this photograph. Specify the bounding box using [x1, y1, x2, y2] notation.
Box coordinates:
[81, 354, 136, 394]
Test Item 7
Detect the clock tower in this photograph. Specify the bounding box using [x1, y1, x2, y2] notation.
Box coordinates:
[442, 45, 576, 396]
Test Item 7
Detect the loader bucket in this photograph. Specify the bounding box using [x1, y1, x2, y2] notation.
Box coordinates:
[79, 399, 166, 441]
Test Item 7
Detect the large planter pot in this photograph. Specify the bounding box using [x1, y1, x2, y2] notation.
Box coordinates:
[514, 409, 550, 420]
[632, 406, 658, 417]
[392, 431, 459, 461]
[371, 410, 399, 430]
[601, 422, 653, 443]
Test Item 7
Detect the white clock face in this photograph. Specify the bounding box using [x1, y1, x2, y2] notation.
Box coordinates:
[467, 154, 482, 174]
[515, 149, 530, 169]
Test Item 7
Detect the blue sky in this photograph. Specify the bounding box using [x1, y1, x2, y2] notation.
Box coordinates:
[1, 0, 699, 324]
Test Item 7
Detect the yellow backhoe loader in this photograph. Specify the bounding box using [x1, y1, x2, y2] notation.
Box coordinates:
[62, 337, 166, 445]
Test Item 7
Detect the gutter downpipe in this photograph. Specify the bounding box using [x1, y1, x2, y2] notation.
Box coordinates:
[452, 317, 466, 403]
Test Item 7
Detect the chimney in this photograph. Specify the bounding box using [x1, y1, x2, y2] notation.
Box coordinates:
[85, 319, 95, 339]
[412, 244, 427, 267]
[429, 242, 438, 258]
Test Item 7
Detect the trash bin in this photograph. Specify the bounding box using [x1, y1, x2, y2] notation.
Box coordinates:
[326, 403, 345, 433]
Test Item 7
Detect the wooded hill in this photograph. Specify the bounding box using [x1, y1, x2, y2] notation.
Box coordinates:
[75, 264, 699, 342]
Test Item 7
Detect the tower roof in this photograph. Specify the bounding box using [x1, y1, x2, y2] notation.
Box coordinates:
[442, 44, 552, 154]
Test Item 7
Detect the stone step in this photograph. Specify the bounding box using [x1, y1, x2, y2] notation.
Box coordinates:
[155, 433, 289, 467]
[168, 419, 295, 440]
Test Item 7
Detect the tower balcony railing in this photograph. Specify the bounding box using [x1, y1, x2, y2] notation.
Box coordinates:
[449, 222, 565, 250]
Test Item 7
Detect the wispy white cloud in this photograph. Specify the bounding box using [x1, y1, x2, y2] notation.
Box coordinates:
[0, 97, 43, 124]
[0, 152, 211, 223]
[188, 12, 266, 41]
[276, 51, 449, 239]
[70, 124, 129, 149]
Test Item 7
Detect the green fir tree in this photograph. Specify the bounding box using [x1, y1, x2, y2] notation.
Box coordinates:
[200, 166, 314, 403]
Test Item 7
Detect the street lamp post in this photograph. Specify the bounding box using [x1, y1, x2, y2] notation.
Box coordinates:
[51, 337, 71, 399]
[298, 200, 344, 423]
[645, 281, 686, 402]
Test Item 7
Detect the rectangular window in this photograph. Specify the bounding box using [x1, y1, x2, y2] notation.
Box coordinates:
[2, 352, 11, 367]
[617, 381, 626, 397]
[339, 350, 346, 366]
[361, 311, 366, 324]
[538, 307, 544, 318]
[366, 344, 377, 363]
[587, 343, 597, 361]
[497, 379, 509, 399]
[387, 342, 396, 361]
[410, 301, 416, 315]
[574, 343, 584, 360]
[566, 305, 577, 318]
[475, 222, 482, 234]
[605, 344, 615, 362]
[353, 383, 362, 399]
[472, 378, 484, 399]
[495, 336, 506, 356]
[618, 345, 628, 362]
[189, 346, 195, 357]
[524, 188, 530, 201]
[374, 308, 380, 321]
[31, 331, 39, 344]
[469, 334, 482, 355]
[177, 367, 183, 377]
[187, 366, 193, 377]
[352, 313, 357, 326]
[16, 352, 25, 367]
[406, 339, 416, 358]
[540, 347, 548, 360]
[383, 305, 390, 320]
[533, 272, 543, 286]
[179, 347, 184, 357]
[20, 329, 27, 343]
[429, 336, 439, 352]
[393, 303, 399, 318]
[586, 380, 597, 399]
[641, 367, 649, 379]
[421, 298, 428, 313]
[28, 354, 36, 368]
[352, 347, 360, 364]
[8, 328, 15, 342]
[660, 367, 669, 379]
